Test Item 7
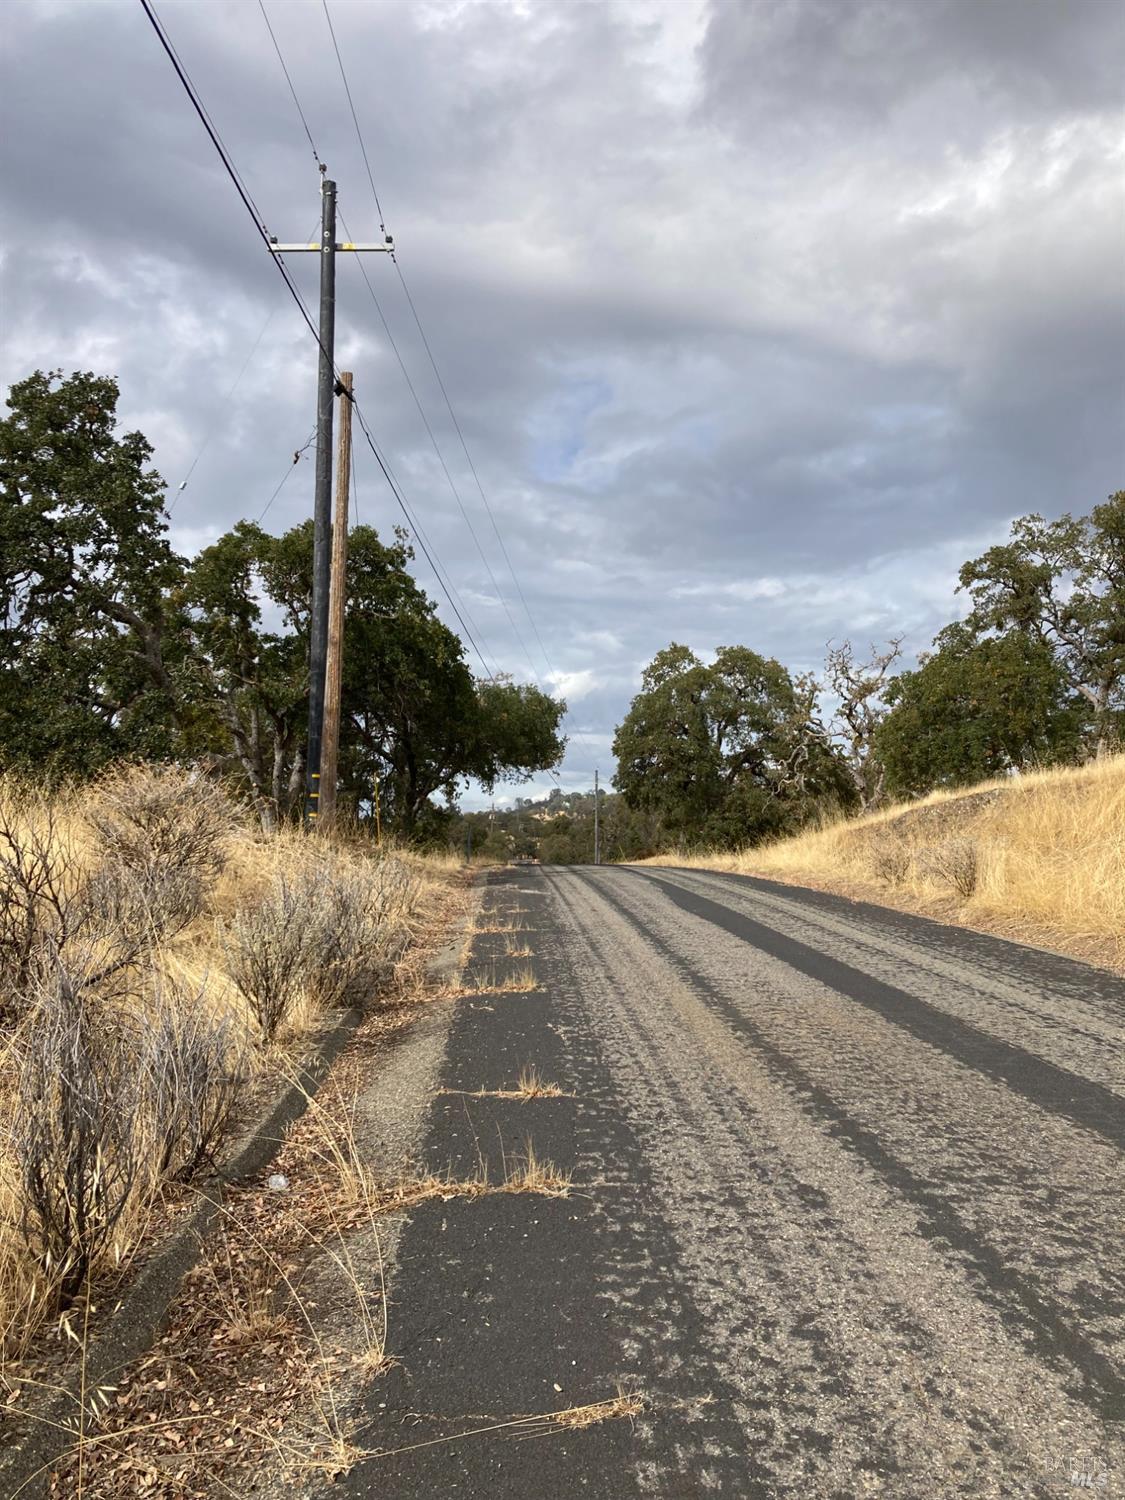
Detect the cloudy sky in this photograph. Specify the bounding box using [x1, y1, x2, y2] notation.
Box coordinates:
[3, 0, 1123, 804]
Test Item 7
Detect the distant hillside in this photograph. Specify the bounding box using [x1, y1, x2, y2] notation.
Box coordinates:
[642, 756, 1125, 972]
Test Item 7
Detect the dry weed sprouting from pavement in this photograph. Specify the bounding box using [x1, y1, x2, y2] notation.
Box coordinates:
[362, 1387, 648, 1463]
[459, 962, 539, 996]
[503, 937, 534, 958]
[439, 1066, 573, 1103]
[36, 1092, 569, 1494]
[498, 1143, 572, 1197]
[544, 1391, 645, 1431]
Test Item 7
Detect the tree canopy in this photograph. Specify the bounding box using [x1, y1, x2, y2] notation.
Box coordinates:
[957, 496, 1125, 756]
[612, 643, 855, 847]
[875, 623, 1083, 797]
[0, 370, 190, 771]
[0, 370, 565, 833]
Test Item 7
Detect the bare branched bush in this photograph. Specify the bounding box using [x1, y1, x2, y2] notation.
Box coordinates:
[0, 786, 82, 1018]
[80, 765, 234, 956]
[80, 859, 205, 957]
[924, 837, 979, 898]
[868, 835, 910, 887]
[85, 764, 232, 888]
[141, 982, 248, 1181]
[0, 770, 231, 1026]
[223, 877, 322, 1041]
[225, 856, 420, 1034]
[14, 961, 146, 1305]
[304, 857, 417, 1009]
[305, 870, 369, 1010]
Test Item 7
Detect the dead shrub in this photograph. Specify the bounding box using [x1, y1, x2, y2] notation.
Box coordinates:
[0, 770, 227, 1025]
[82, 764, 234, 953]
[924, 837, 979, 898]
[85, 764, 231, 888]
[0, 786, 82, 1016]
[13, 961, 146, 1306]
[223, 876, 321, 1041]
[867, 834, 911, 887]
[141, 982, 248, 1181]
[304, 856, 418, 1009]
[77, 860, 205, 980]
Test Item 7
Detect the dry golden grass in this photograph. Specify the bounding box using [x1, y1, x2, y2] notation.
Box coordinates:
[0, 766, 457, 1379]
[459, 962, 539, 996]
[644, 755, 1125, 966]
[439, 1066, 573, 1102]
[364, 1387, 645, 1463]
[545, 1391, 644, 1431]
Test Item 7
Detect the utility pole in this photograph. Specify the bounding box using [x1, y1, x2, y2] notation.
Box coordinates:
[318, 370, 353, 829]
[269, 174, 393, 827]
[594, 768, 601, 866]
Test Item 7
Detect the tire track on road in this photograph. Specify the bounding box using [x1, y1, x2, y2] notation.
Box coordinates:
[630, 869, 1125, 1150]
[572, 869, 1125, 1425]
[549, 870, 1123, 1493]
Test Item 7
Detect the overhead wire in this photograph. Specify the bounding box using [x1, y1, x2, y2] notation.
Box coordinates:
[316, 0, 595, 764]
[170, 303, 278, 514]
[258, 430, 315, 522]
[258, 0, 322, 170]
[316, 1, 539, 679]
[338, 208, 541, 682]
[140, 0, 497, 678]
[252, 2, 500, 673]
[350, 401, 500, 676]
[320, 0, 387, 233]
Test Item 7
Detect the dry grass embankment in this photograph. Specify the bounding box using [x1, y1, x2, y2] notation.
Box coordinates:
[0, 763, 455, 1385]
[0, 773, 591, 1495]
[644, 755, 1125, 971]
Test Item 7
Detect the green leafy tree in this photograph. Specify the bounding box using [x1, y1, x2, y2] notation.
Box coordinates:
[334, 535, 565, 836]
[0, 370, 190, 774]
[612, 643, 854, 847]
[876, 623, 1083, 797]
[188, 520, 566, 834]
[957, 495, 1125, 756]
[0, 370, 564, 833]
[183, 520, 309, 829]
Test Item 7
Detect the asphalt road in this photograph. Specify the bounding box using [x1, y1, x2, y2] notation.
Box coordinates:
[342, 866, 1125, 1498]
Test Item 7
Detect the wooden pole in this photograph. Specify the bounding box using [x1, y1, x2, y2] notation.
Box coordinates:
[303, 176, 336, 827]
[319, 370, 353, 830]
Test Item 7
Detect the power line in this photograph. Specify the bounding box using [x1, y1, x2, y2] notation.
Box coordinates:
[252, 10, 503, 680]
[258, 0, 322, 170]
[139, 0, 321, 352]
[392, 257, 569, 692]
[321, 0, 387, 233]
[141, 0, 498, 679]
[350, 403, 500, 677]
[170, 303, 277, 513]
[338, 211, 541, 682]
[258, 430, 315, 523]
[309, 0, 585, 751]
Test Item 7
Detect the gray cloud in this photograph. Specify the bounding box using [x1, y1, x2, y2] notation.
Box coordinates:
[2, 0, 1122, 805]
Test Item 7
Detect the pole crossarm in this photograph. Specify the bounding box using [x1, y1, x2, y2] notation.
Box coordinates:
[269, 241, 394, 253]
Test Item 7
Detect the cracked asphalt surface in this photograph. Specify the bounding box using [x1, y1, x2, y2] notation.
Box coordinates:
[339, 866, 1124, 1498]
